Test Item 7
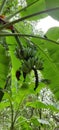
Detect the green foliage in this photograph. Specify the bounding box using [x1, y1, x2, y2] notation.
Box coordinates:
[26, 101, 59, 112]
[21, 0, 46, 20]
[46, 27, 59, 69]
[45, 0, 59, 20]
[31, 37, 59, 99]
[0, 44, 11, 88]
[6, 36, 21, 74]
[0, 0, 59, 129]
[31, 116, 50, 127]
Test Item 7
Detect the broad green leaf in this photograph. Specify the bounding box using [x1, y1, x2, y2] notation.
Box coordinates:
[6, 37, 21, 75]
[31, 37, 59, 99]
[43, 58, 59, 98]
[46, 27, 59, 41]
[26, 101, 59, 112]
[21, 0, 46, 20]
[0, 44, 10, 88]
[45, 0, 59, 20]
[45, 27, 59, 69]
[26, 0, 36, 5]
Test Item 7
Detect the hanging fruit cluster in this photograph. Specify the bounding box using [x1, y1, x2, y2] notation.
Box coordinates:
[16, 45, 43, 90]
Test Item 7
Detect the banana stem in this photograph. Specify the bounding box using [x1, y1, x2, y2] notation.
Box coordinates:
[33, 67, 39, 90]
[11, 29, 23, 50]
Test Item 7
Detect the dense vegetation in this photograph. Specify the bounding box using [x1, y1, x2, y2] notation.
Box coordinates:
[0, 0, 59, 129]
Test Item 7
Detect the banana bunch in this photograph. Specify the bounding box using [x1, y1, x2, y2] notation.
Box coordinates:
[16, 45, 44, 91]
[16, 46, 43, 74]
[21, 57, 34, 73]
[15, 47, 24, 60]
[21, 57, 43, 74]
[16, 47, 36, 60]
[34, 57, 44, 70]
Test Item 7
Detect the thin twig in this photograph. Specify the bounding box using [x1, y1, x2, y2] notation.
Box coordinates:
[0, 7, 59, 30]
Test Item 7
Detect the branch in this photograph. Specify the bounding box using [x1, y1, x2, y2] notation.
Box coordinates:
[0, 7, 59, 30]
[1, 32, 57, 66]
[0, 33, 59, 45]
